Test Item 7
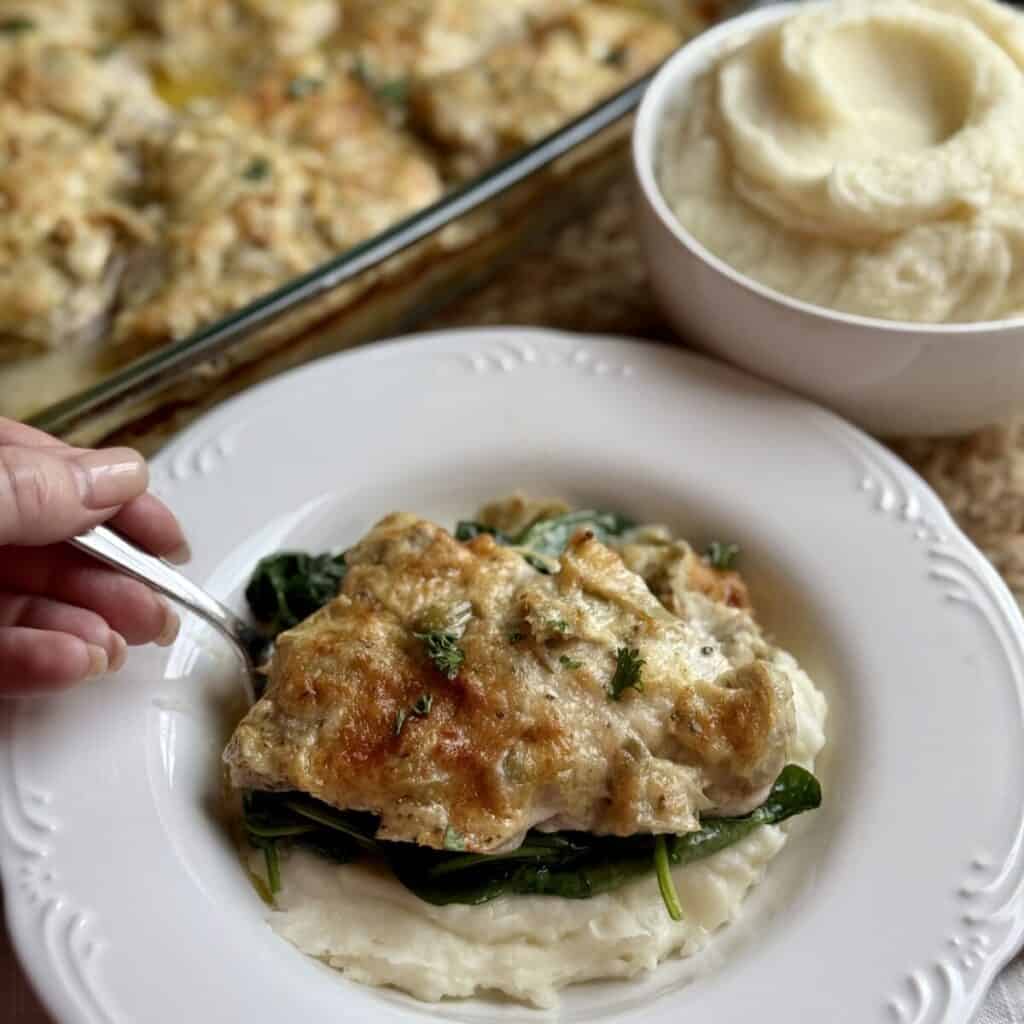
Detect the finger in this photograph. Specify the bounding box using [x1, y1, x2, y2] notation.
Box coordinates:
[0, 428, 189, 561]
[0, 421, 189, 561]
[0, 627, 108, 694]
[0, 593, 126, 670]
[110, 493, 191, 564]
[0, 417, 73, 449]
[0, 547, 180, 646]
[0, 444, 148, 546]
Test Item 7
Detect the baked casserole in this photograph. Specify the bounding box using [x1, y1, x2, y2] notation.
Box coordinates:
[0, 1, 721, 416]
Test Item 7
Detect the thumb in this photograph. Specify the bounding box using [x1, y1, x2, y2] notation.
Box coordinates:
[0, 445, 149, 547]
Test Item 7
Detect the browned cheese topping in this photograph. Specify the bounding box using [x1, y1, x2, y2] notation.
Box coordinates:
[224, 512, 794, 852]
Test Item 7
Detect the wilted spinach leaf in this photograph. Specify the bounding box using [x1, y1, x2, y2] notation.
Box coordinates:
[391, 765, 821, 906]
[245, 551, 347, 637]
[455, 509, 635, 572]
[244, 765, 821, 917]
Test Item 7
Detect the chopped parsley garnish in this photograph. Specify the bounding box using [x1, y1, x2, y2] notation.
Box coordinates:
[286, 75, 322, 99]
[374, 77, 409, 105]
[608, 646, 644, 701]
[508, 630, 524, 644]
[394, 693, 434, 736]
[559, 655, 582, 670]
[352, 56, 409, 107]
[548, 618, 569, 634]
[416, 630, 464, 680]
[704, 541, 739, 570]
[242, 156, 271, 181]
[0, 16, 35, 34]
[352, 55, 370, 81]
[603, 45, 628, 67]
[443, 825, 466, 851]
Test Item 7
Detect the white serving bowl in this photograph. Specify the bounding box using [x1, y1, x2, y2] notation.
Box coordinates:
[632, 3, 1024, 437]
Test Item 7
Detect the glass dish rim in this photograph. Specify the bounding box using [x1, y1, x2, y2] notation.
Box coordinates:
[29, 71, 656, 438]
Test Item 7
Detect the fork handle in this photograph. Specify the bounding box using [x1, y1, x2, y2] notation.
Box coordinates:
[69, 525, 248, 652]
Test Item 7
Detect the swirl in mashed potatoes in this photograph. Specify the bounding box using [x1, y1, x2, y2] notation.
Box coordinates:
[658, 0, 1024, 323]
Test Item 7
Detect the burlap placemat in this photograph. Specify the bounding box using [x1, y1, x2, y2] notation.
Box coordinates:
[428, 177, 1024, 607]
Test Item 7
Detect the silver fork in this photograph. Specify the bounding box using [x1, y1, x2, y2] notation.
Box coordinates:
[70, 525, 266, 702]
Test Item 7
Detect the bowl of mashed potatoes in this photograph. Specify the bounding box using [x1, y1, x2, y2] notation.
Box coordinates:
[633, 0, 1024, 436]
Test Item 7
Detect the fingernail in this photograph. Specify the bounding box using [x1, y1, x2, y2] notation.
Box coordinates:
[164, 542, 192, 565]
[85, 644, 109, 679]
[108, 633, 127, 672]
[156, 600, 180, 647]
[73, 448, 148, 510]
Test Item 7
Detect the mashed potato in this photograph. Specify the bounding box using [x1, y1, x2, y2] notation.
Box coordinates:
[251, 603, 827, 1007]
[658, 0, 1024, 323]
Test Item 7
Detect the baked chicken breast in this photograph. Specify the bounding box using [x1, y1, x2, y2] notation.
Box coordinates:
[224, 512, 796, 853]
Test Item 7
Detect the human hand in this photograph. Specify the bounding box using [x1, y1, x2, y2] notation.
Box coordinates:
[0, 418, 189, 694]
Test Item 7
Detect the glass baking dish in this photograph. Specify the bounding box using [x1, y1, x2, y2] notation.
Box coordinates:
[10, 3, 729, 446]
[28, 77, 646, 446]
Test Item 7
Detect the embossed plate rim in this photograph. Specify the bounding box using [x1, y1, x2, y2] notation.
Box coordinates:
[2, 327, 1023, 1024]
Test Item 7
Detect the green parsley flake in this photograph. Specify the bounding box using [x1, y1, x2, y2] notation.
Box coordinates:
[559, 655, 582, 670]
[603, 45, 628, 68]
[395, 693, 434, 736]
[0, 16, 35, 34]
[242, 156, 271, 181]
[374, 78, 409, 105]
[286, 76, 322, 99]
[704, 541, 739, 570]
[608, 646, 644, 701]
[416, 630, 464, 680]
[351, 56, 409, 106]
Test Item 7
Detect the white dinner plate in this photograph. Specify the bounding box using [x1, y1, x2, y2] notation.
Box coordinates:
[2, 328, 1023, 1024]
